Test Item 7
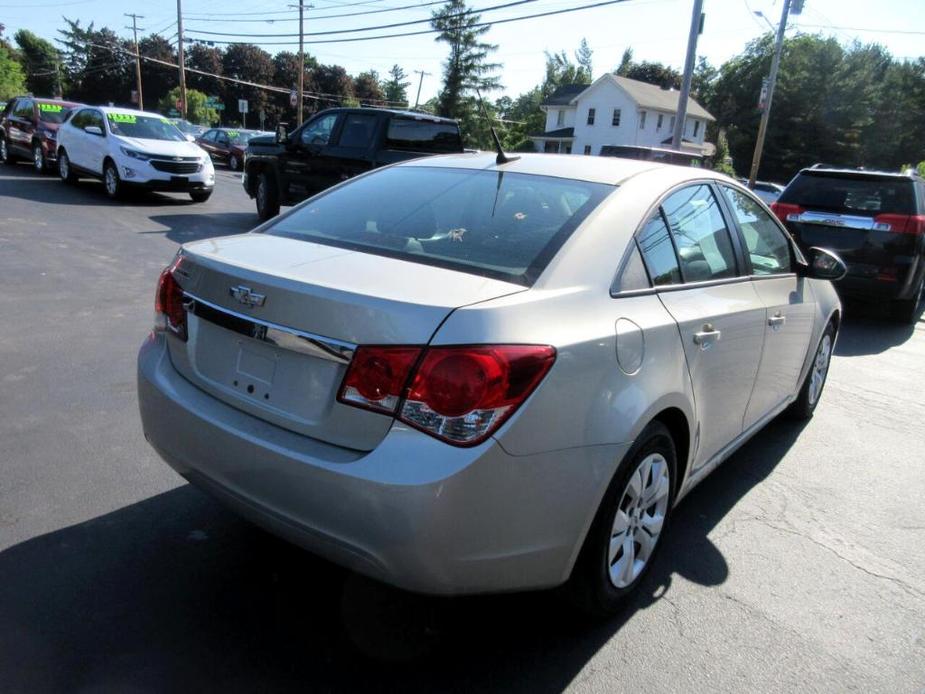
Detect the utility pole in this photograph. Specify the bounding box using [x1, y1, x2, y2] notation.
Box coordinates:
[125, 13, 145, 110]
[671, 0, 704, 151]
[748, 0, 793, 187]
[413, 70, 431, 110]
[176, 0, 188, 119]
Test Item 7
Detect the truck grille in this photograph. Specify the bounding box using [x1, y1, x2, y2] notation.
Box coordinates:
[151, 159, 202, 174]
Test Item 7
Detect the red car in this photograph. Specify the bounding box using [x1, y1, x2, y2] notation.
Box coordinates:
[0, 96, 81, 173]
[196, 128, 269, 171]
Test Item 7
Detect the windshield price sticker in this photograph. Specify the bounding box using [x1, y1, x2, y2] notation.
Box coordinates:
[39, 103, 64, 112]
[107, 113, 137, 124]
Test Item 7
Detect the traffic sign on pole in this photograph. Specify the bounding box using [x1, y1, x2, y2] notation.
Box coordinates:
[238, 99, 249, 114]
[290, 89, 298, 108]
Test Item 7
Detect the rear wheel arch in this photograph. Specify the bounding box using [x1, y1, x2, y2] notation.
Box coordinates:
[651, 407, 691, 496]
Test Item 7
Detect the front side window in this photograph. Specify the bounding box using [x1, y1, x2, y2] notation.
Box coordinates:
[661, 185, 738, 282]
[200, 129, 217, 143]
[587, 108, 595, 125]
[106, 113, 184, 141]
[87, 110, 106, 133]
[721, 186, 792, 275]
[266, 167, 613, 286]
[14, 99, 33, 119]
[70, 109, 91, 129]
[301, 114, 338, 147]
[612, 109, 621, 126]
[637, 213, 681, 286]
[216, 131, 230, 146]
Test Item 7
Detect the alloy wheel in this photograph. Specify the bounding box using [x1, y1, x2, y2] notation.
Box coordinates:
[105, 166, 118, 196]
[0, 139, 7, 162]
[59, 153, 69, 179]
[33, 144, 44, 172]
[608, 452, 671, 589]
[229, 154, 238, 171]
[808, 334, 832, 406]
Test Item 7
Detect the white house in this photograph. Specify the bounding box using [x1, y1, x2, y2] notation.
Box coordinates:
[530, 73, 715, 157]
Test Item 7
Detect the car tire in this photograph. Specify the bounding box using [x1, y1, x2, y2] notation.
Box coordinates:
[33, 142, 48, 174]
[189, 190, 212, 203]
[256, 171, 280, 221]
[892, 278, 923, 324]
[58, 149, 78, 183]
[103, 160, 124, 199]
[565, 420, 677, 618]
[228, 154, 240, 171]
[787, 321, 836, 420]
[1, 136, 15, 164]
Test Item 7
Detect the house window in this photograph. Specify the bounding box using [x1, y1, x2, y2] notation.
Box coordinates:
[584, 145, 592, 155]
[657, 114, 664, 131]
[693, 120, 700, 137]
[587, 108, 595, 125]
[612, 109, 621, 126]
[670, 116, 676, 132]
[639, 111, 647, 129]
[556, 109, 564, 127]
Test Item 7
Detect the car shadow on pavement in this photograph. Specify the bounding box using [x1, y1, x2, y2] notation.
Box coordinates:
[144, 213, 257, 244]
[834, 300, 920, 357]
[0, 418, 807, 693]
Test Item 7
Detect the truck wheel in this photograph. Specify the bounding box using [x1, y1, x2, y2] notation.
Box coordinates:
[256, 171, 280, 221]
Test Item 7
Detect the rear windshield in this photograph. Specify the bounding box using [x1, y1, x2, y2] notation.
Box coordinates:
[266, 166, 613, 285]
[779, 173, 916, 215]
[385, 118, 462, 153]
[37, 103, 72, 124]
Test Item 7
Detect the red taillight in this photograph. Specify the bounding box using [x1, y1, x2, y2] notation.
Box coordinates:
[769, 202, 804, 223]
[338, 344, 556, 446]
[873, 214, 925, 235]
[339, 346, 422, 413]
[154, 261, 187, 341]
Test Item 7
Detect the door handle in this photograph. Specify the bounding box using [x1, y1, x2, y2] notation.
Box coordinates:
[768, 312, 786, 330]
[693, 324, 722, 349]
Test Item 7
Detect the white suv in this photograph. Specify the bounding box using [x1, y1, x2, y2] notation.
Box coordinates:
[57, 106, 215, 202]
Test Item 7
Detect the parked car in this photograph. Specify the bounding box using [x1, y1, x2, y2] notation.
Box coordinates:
[56, 106, 215, 202]
[169, 118, 207, 137]
[741, 179, 785, 205]
[0, 96, 81, 173]
[771, 166, 925, 322]
[243, 107, 463, 220]
[138, 153, 845, 615]
[196, 128, 270, 171]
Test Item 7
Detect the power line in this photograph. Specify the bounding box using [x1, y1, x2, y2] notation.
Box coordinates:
[183, 0, 450, 23]
[185, 0, 632, 46]
[182, 0, 392, 17]
[184, 0, 539, 38]
[791, 23, 925, 36]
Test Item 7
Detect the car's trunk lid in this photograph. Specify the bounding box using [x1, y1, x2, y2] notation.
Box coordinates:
[167, 233, 526, 451]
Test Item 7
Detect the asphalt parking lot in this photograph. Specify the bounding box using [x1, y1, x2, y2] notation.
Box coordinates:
[1, 162, 923, 694]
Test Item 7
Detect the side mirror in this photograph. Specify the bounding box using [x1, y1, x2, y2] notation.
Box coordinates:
[84, 125, 103, 136]
[185, 134, 195, 142]
[275, 123, 288, 145]
[802, 247, 847, 281]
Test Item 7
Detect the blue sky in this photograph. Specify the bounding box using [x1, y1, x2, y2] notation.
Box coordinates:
[2, 0, 923, 104]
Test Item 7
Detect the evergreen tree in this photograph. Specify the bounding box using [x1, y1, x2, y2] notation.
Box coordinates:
[354, 70, 384, 105]
[14, 30, 61, 97]
[382, 64, 410, 106]
[576, 38, 593, 81]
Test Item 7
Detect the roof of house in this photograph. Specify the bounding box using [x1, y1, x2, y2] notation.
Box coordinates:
[530, 126, 575, 139]
[542, 74, 715, 121]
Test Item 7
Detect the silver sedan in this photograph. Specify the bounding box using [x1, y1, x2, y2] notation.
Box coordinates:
[137, 152, 844, 615]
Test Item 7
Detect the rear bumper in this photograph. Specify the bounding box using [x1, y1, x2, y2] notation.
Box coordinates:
[137, 332, 625, 595]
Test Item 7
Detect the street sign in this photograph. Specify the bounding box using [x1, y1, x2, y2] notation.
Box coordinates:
[238, 99, 249, 114]
[131, 90, 139, 104]
[758, 76, 770, 110]
[289, 89, 297, 108]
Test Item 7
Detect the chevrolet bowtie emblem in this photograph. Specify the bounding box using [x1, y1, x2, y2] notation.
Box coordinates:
[229, 285, 266, 308]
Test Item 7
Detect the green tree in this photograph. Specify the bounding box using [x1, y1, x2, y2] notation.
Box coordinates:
[312, 64, 354, 108]
[354, 70, 384, 105]
[57, 18, 135, 104]
[272, 50, 318, 123]
[0, 42, 26, 100]
[14, 30, 61, 97]
[431, 0, 502, 145]
[137, 35, 176, 110]
[221, 43, 275, 125]
[576, 38, 593, 81]
[382, 64, 410, 106]
[712, 129, 736, 176]
[158, 87, 218, 125]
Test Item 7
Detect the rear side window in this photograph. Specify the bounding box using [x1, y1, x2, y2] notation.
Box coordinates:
[637, 213, 681, 286]
[338, 114, 377, 149]
[662, 185, 738, 282]
[779, 173, 916, 215]
[266, 166, 613, 286]
[721, 186, 792, 275]
[385, 118, 462, 153]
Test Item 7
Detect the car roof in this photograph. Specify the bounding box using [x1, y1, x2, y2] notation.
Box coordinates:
[96, 106, 167, 118]
[396, 151, 730, 186]
[314, 106, 457, 124]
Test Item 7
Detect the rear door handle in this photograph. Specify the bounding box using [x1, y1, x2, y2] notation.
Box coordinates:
[693, 324, 722, 349]
[768, 312, 786, 329]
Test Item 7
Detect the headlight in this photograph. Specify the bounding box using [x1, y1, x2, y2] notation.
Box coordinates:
[120, 147, 152, 161]
[43, 129, 56, 140]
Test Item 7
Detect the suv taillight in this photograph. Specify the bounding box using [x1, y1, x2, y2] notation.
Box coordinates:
[873, 214, 925, 235]
[154, 262, 188, 341]
[769, 202, 804, 223]
[338, 344, 556, 446]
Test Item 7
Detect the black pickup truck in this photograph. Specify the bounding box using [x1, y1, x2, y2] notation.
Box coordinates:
[243, 107, 463, 220]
